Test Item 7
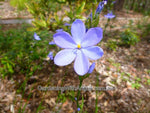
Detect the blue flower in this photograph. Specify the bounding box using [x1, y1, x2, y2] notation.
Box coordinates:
[48, 52, 53, 60]
[112, 1, 116, 4]
[77, 108, 80, 111]
[75, 97, 77, 100]
[104, 11, 115, 19]
[64, 23, 70, 26]
[34, 32, 41, 40]
[95, 0, 108, 15]
[103, 0, 108, 5]
[49, 41, 55, 45]
[56, 29, 63, 32]
[95, 2, 104, 15]
[88, 62, 96, 74]
[54, 19, 103, 76]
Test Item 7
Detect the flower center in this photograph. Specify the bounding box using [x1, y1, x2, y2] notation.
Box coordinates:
[77, 44, 81, 49]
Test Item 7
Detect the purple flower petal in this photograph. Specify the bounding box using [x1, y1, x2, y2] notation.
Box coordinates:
[74, 97, 77, 100]
[95, 2, 104, 14]
[104, 11, 115, 19]
[74, 50, 89, 76]
[34, 32, 41, 40]
[103, 0, 108, 5]
[71, 19, 86, 44]
[77, 108, 80, 111]
[54, 31, 76, 48]
[53, 19, 104, 76]
[82, 46, 103, 60]
[49, 41, 55, 45]
[54, 49, 76, 66]
[112, 1, 116, 4]
[64, 23, 70, 26]
[88, 62, 95, 74]
[56, 29, 63, 32]
[81, 27, 103, 47]
[48, 51, 53, 60]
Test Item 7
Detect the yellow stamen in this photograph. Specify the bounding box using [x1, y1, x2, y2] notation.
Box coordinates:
[77, 44, 81, 49]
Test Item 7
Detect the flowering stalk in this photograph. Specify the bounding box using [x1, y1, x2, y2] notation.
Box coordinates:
[76, 63, 95, 110]
[95, 72, 101, 113]
[103, 18, 110, 35]
[104, 11, 115, 34]
[76, 76, 83, 109]
[53, 19, 103, 111]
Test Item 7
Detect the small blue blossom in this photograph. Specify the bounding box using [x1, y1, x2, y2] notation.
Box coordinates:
[112, 1, 116, 4]
[95, 0, 108, 15]
[53, 19, 103, 75]
[56, 29, 63, 32]
[75, 97, 77, 101]
[34, 32, 41, 40]
[103, 0, 108, 5]
[104, 11, 115, 19]
[49, 41, 55, 45]
[77, 108, 80, 111]
[88, 62, 96, 74]
[48, 52, 53, 60]
[64, 23, 70, 26]
[95, 2, 104, 15]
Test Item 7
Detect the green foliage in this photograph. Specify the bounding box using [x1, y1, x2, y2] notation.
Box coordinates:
[104, 0, 116, 12]
[124, 0, 150, 15]
[147, 79, 150, 85]
[10, 0, 28, 10]
[0, 24, 53, 77]
[106, 39, 118, 51]
[26, 0, 60, 31]
[131, 77, 141, 89]
[142, 23, 150, 37]
[76, 1, 86, 17]
[9, 0, 87, 31]
[136, 17, 150, 42]
[64, 0, 86, 23]
[120, 29, 139, 47]
[36, 101, 45, 113]
[131, 82, 141, 89]
[57, 92, 67, 103]
[147, 69, 150, 74]
[0, 56, 15, 78]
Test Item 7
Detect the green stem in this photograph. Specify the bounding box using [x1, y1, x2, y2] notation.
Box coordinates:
[103, 19, 110, 35]
[95, 72, 103, 113]
[76, 73, 92, 111]
[95, 72, 99, 113]
[77, 76, 83, 108]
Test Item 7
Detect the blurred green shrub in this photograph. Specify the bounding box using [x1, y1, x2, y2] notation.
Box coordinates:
[0, 24, 53, 78]
[0, 56, 15, 78]
[9, 0, 110, 31]
[9, 0, 89, 31]
[143, 23, 150, 36]
[10, 0, 28, 10]
[26, 0, 61, 31]
[106, 40, 118, 51]
[120, 29, 139, 47]
[124, 0, 150, 15]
